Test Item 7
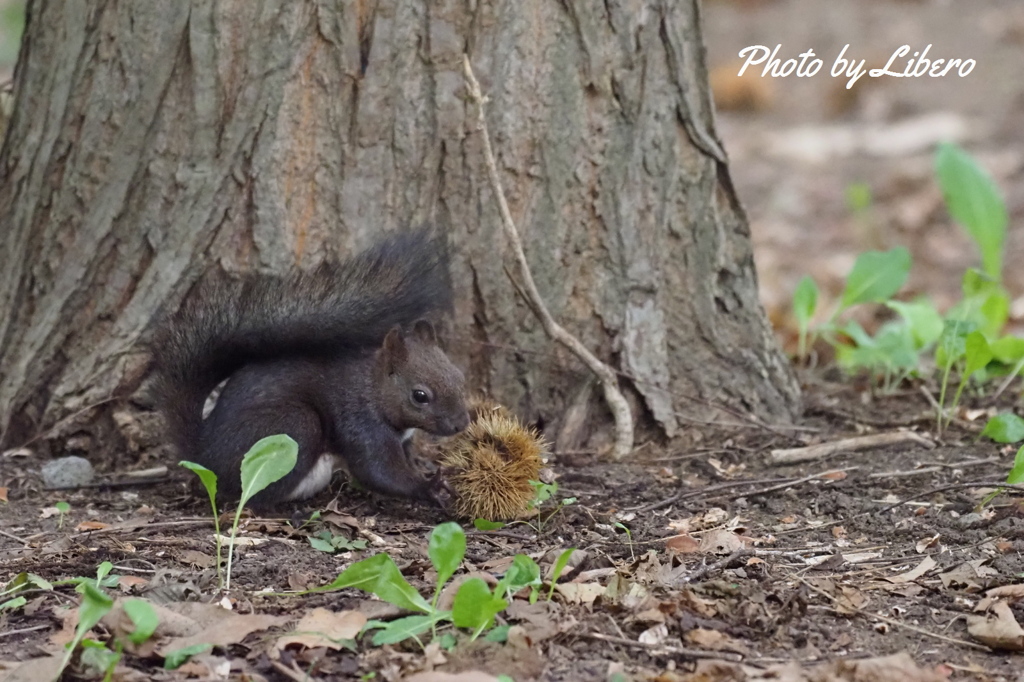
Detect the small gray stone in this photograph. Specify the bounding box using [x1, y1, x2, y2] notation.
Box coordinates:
[41, 456, 95, 489]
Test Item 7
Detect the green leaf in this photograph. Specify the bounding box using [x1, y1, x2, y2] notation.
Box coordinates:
[497, 676, 516, 682]
[238, 435, 299, 508]
[936, 143, 1008, 280]
[937, 318, 977, 367]
[55, 501, 70, 514]
[309, 537, 337, 554]
[451, 578, 507, 631]
[473, 519, 506, 531]
[964, 331, 993, 378]
[79, 640, 119, 676]
[792, 275, 818, 327]
[369, 613, 447, 646]
[315, 553, 431, 614]
[163, 643, 213, 669]
[886, 300, 943, 349]
[0, 596, 26, 612]
[979, 290, 1010, 338]
[1008, 446, 1024, 485]
[27, 573, 53, 591]
[79, 584, 114, 634]
[839, 247, 911, 308]
[529, 481, 557, 507]
[438, 632, 458, 650]
[429, 523, 466, 598]
[486, 625, 511, 643]
[497, 555, 542, 599]
[123, 598, 159, 645]
[180, 461, 218, 504]
[547, 549, 575, 600]
[96, 561, 113, 585]
[982, 414, 1024, 444]
[990, 336, 1024, 364]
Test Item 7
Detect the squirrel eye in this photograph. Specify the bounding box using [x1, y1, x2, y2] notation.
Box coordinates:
[412, 389, 431, 405]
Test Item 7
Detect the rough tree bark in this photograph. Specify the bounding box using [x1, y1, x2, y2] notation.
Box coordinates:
[0, 0, 799, 458]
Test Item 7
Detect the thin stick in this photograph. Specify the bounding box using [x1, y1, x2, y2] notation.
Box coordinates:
[0, 528, 29, 545]
[461, 55, 634, 460]
[874, 481, 1024, 515]
[0, 624, 49, 640]
[769, 431, 933, 465]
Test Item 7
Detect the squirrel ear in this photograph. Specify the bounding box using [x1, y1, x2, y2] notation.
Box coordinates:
[381, 326, 408, 370]
[412, 319, 437, 344]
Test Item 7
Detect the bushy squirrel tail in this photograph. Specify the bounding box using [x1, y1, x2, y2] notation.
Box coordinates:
[152, 227, 454, 460]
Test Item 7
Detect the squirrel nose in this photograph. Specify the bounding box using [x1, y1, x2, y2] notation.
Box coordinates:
[449, 410, 470, 434]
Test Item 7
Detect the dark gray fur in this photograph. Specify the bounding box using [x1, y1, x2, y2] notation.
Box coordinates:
[151, 228, 469, 508]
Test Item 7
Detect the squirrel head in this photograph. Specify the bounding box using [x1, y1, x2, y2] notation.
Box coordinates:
[375, 320, 470, 436]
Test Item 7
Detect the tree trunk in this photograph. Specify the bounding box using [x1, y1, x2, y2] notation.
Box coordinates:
[0, 0, 799, 457]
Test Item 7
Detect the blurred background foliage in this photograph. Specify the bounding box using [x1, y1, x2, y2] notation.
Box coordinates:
[0, 0, 23, 76]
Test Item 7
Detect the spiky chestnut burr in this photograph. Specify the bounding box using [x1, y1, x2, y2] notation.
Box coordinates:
[439, 400, 546, 521]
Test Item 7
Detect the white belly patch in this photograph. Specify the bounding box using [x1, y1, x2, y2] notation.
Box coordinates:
[286, 454, 338, 501]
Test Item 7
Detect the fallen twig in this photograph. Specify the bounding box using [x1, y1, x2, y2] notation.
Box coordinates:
[769, 431, 934, 465]
[461, 55, 634, 460]
[874, 481, 1024, 515]
[683, 548, 753, 583]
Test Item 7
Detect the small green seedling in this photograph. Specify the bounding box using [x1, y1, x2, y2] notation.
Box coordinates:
[179, 461, 223, 587]
[306, 523, 557, 647]
[0, 572, 52, 612]
[55, 583, 114, 681]
[227, 435, 298, 590]
[792, 275, 818, 359]
[614, 522, 635, 562]
[512, 481, 576, 533]
[936, 142, 1007, 282]
[182, 434, 298, 590]
[547, 548, 576, 601]
[55, 501, 71, 529]
[308, 531, 368, 554]
[82, 598, 160, 680]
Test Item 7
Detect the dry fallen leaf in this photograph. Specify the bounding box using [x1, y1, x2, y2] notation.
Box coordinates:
[156, 603, 288, 656]
[116, 575, 149, 593]
[554, 582, 605, 606]
[887, 556, 937, 584]
[938, 559, 998, 591]
[0, 487, 8, 502]
[699, 529, 745, 555]
[977, 583, 1024, 609]
[915, 534, 941, 553]
[637, 623, 669, 646]
[968, 600, 1024, 650]
[665, 534, 701, 553]
[273, 608, 366, 655]
[75, 521, 110, 532]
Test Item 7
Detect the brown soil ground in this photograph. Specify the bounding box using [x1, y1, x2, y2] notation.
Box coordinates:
[2, 383, 1023, 681]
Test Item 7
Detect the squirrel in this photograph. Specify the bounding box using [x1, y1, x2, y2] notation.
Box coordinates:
[151, 228, 471, 509]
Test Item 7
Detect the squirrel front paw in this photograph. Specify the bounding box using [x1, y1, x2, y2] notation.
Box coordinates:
[424, 472, 456, 510]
